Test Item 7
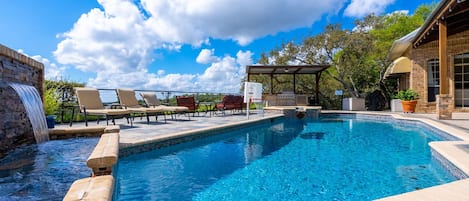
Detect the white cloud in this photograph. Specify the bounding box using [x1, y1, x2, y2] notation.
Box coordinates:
[391, 10, 409, 15]
[141, 0, 345, 45]
[157, 70, 165, 76]
[84, 49, 253, 93]
[344, 0, 395, 18]
[196, 49, 219, 64]
[33, 56, 67, 80]
[53, 0, 345, 92]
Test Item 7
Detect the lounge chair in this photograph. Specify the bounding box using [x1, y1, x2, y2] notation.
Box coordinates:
[216, 95, 244, 114]
[139, 92, 189, 120]
[176, 96, 199, 117]
[74, 87, 132, 127]
[116, 89, 173, 124]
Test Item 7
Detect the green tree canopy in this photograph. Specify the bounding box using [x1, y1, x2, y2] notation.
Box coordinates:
[256, 4, 435, 109]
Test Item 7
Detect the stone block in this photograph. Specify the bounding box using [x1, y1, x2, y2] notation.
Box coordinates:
[87, 133, 119, 176]
[63, 175, 114, 201]
[436, 95, 453, 120]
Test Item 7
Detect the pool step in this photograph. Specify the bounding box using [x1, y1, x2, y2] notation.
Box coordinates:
[63, 175, 114, 201]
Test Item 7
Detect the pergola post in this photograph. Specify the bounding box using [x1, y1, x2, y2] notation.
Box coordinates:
[315, 72, 321, 105]
[439, 20, 448, 94]
[293, 74, 296, 94]
[270, 74, 273, 94]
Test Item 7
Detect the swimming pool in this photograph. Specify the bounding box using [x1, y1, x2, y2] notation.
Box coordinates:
[115, 116, 456, 200]
[0, 137, 99, 201]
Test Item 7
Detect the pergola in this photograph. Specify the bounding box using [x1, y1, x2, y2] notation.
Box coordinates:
[246, 64, 330, 104]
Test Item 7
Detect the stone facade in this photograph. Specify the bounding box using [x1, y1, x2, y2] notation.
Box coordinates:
[436, 94, 453, 120]
[410, 29, 469, 113]
[0, 44, 44, 159]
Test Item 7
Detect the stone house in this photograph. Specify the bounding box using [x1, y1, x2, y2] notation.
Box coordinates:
[386, 0, 469, 119]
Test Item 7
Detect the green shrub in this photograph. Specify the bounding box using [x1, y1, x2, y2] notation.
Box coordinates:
[395, 89, 419, 101]
[44, 86, 60, 116]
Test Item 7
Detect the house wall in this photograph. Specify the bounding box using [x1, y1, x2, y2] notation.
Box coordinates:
[0, 44, 45, 159]
[410, 29, 469, 113]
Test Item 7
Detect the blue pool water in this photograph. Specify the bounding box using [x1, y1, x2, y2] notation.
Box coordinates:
[0, 138, 99, 201]
[115, 117, 456, 200]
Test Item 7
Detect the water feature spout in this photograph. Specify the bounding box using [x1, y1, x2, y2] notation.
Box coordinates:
[8, 82, 49, 143]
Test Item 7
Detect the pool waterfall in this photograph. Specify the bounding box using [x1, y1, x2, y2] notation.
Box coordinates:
[8, 82, 49, 143]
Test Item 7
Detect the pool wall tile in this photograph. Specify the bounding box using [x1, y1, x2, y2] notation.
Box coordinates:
[119, 117, 282, 157]
[431, 149, 468, 179]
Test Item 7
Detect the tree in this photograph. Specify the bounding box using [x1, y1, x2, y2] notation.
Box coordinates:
[367, 4, 435, 103]
[256, 4, 435, 109]
[44, 79, 85, 122]
[269, 23, 376, 98]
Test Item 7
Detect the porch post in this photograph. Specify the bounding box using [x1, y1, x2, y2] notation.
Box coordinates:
[315, 72, 321, 105]
[293, 74, 296, 94]
[437, 20, 452, 119]
[439, 20, 448, 94]
[270, 74, 273, 94]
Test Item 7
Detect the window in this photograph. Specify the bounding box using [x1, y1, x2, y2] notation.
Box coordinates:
[454, 53, 469, 107]
[427, 59, 439, 102]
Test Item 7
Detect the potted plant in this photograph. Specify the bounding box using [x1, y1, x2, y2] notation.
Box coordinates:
[44, 86, 60, 128]
[395, 89, 419, 113]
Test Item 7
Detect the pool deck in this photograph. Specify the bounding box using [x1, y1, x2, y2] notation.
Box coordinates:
[55, 110, 284, 147]
[54, 110, 469, 200]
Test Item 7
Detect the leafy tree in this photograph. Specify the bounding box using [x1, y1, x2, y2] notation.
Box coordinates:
[44, 79, 85, 122]
[255, 4, 435, 109]
[368, 5, 434, 102]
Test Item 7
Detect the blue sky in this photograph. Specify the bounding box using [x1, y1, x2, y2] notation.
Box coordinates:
[1, 0, 437, 93]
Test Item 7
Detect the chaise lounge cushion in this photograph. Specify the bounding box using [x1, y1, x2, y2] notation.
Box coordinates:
[216, 95, 244, 110]
[75, 87, 129, 115]
[140, 92, 188, 112]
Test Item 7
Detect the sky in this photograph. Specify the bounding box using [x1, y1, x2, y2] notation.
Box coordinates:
[0, 0, 438, 94]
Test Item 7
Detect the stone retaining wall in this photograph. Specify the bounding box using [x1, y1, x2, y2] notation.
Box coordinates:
[0, 44, 44, 159]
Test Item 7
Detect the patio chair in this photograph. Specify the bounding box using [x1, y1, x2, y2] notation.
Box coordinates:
[139, 92, 189, 113]
[74, 87, 132, 127]
[216, 95, 244, 115]
[176, 96, 199, 117]
[116, 89, 173, 124]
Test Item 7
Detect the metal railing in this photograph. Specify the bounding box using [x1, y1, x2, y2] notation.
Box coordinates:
[95, 88, 241, 105]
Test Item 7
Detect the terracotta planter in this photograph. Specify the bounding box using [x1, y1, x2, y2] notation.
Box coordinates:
[401, 100, 417, 113]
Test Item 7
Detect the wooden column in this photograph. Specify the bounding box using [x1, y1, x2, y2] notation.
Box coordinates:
[437, 20, 452, 119]
[293, 74, 296, 94]
[270, 74, 273, 94]
[439, 20, 448, 94]
[315, 72, 321, 104]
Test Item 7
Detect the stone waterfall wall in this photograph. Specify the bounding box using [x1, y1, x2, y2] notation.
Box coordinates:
[0, 44, 44, 159]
